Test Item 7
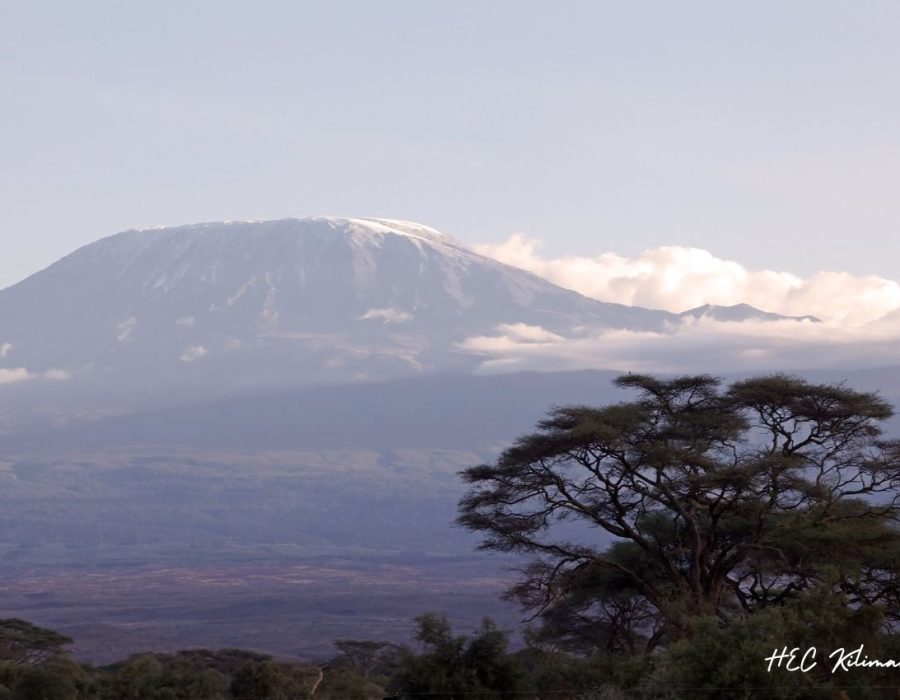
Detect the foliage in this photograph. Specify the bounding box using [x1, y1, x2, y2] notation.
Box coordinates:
[4, 606, 900, 698]
[315, 665, 372, 699]
[0, 619, 73, 665]
[96, 652, 228, 699]
[0, 657, 93, 700]
[388, 614, 520, 699]
[230, 659, 290, 700]
[458, 373, 900, 652]
[649, 585, 900, 700]
[332, 639, 403, 680]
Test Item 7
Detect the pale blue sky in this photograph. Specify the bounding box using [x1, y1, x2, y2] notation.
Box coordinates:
[2, 1, 900, 290]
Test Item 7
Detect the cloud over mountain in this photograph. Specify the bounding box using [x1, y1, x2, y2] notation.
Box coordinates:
[3, 216, 898, 408]
[459, 314, 900, 375]
[476, 236, 900, 325]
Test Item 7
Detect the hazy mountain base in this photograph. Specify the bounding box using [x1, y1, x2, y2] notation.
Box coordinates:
[0, 448, 478, 552]
[0, 371, 625, 662]
[0, 446, 520, 663]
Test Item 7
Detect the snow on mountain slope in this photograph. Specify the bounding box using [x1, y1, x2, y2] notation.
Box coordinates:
[0, 217, 675, 401]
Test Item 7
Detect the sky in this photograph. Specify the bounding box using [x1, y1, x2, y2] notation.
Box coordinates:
[3, 1, 900, 292]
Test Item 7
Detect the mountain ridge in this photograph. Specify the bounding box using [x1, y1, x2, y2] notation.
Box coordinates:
[678, 302, 821, 323]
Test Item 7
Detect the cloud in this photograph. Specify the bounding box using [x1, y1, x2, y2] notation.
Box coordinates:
[176, 316, 196, 327]
[180, 345, 208, 362]
[117, 317, 137, 342]
[476, 236, 900, 325]
[358, 307, 413, 324]
[494, 323, 564, 343]
[0, 368, 30, 385]
[0, 343, 11, 358]
[458, 316, 900, 375]
[0, 367, 69, 386]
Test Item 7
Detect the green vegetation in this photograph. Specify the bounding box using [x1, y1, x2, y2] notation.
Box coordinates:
[0, 614, 619, 699]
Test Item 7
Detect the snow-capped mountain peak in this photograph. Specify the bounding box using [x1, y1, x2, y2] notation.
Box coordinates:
[0, 217, 822, 406]
[0, 217, 671, 403]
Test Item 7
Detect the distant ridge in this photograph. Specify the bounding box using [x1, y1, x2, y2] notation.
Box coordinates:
[679, 302, 821, 323]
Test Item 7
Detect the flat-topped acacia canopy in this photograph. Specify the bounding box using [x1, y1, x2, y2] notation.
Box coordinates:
[458, 373, 900, 654]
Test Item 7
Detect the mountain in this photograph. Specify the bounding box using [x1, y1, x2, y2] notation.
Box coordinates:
[0, 217, 675, 404]
[679, 303, 821, 323]
[0, 218, 828, 408]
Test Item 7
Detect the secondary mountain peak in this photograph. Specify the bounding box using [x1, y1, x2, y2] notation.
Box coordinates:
[679, 303, 821, 323]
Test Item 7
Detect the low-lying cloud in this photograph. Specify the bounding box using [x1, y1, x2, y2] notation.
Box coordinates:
[0, 368, 30, 385]
[458, 316, 900, 375]
[117, 316, 137, 342]
[180, 345, 208, 363]
[0, 367, 72, 386]
[358, 308, 413, 324]
[476, 236, 900, 325]
[494, 323, 565, 343]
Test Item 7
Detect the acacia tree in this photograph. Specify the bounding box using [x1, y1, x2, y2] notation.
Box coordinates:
[457, 374, 900, 652]
[0, 619, 72, 665]
[333, 640, 403, 679]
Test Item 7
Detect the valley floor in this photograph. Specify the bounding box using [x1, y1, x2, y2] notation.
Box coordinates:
[0, 549, 519, 664]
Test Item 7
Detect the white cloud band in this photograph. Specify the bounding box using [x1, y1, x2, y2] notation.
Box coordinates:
[458, 316, 900, 375]
[476, 236, 900, 325]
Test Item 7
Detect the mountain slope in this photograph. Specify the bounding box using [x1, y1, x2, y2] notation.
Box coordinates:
[0, 217, 673, 402]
